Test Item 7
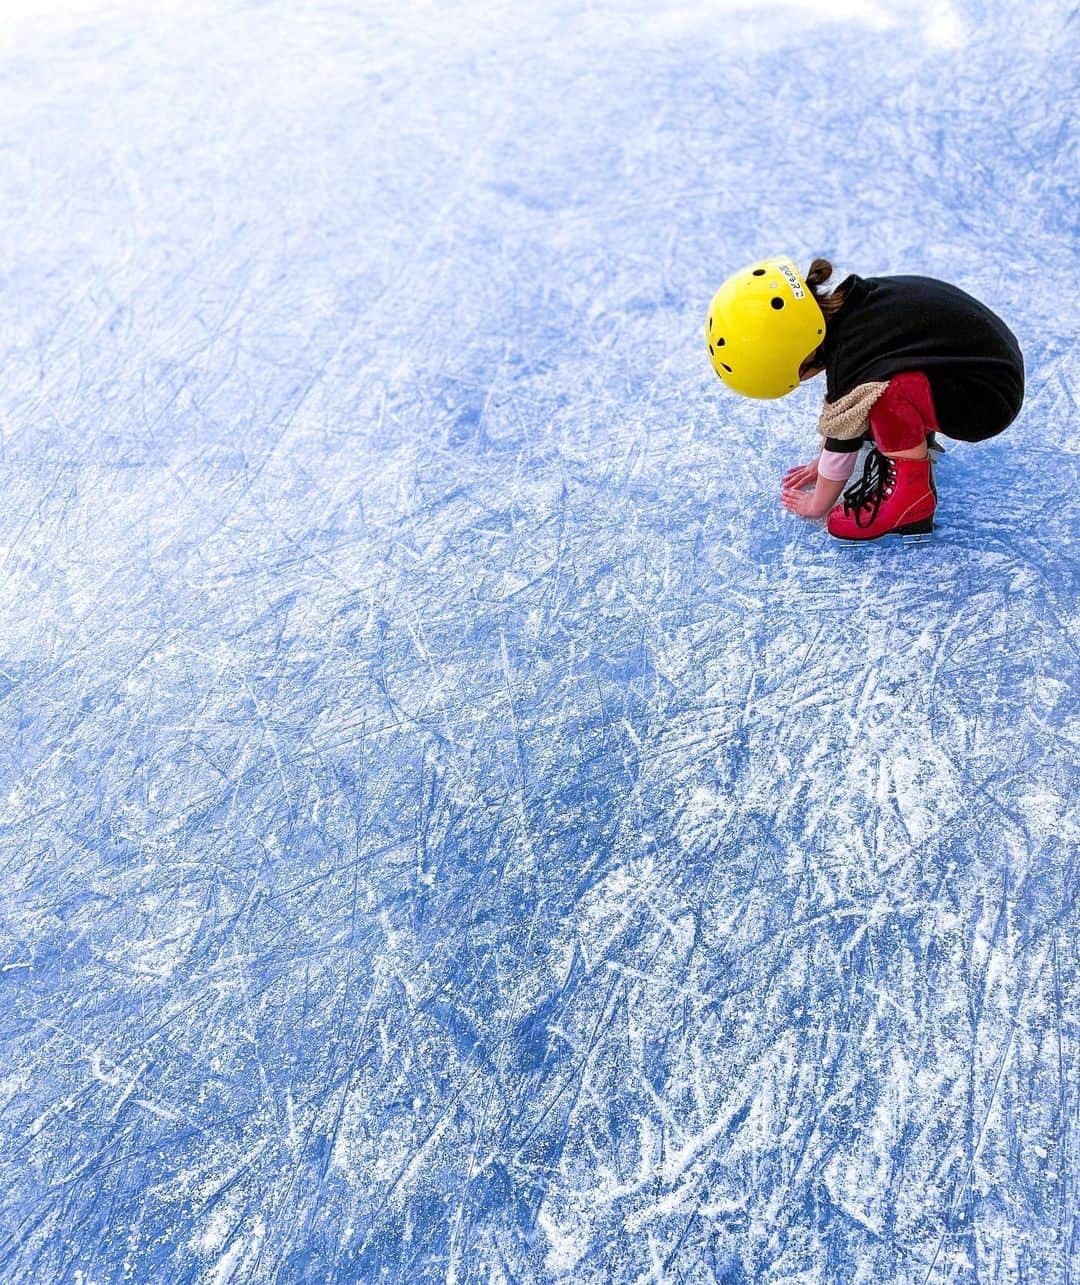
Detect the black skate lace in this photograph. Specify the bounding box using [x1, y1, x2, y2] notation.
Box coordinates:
[841, 447, 895, 529]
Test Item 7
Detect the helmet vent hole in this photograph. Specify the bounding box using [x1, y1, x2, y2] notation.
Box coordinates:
[752, 268, 766, 276]
[721, 363, 733, 373]
[771, 297, 785, 310]
[716, 337, 725, 347]
[708, 316, 712, 331]
[709, 344, 714, 355]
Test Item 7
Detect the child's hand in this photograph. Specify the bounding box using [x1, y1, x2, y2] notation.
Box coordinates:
[780, 487, 831, 519]
[780, 458, 846, 521]
[782, 459, 819, 490]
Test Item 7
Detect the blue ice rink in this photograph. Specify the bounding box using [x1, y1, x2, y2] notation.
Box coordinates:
[0, 1, 1077, 1281]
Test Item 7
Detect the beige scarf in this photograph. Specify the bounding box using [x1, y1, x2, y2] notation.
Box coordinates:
[817, 380, 890, 441]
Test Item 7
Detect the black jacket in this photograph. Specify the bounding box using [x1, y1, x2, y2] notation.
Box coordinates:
[821, 274, 1024, 449]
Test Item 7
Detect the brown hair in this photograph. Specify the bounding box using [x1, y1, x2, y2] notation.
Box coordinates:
[806, 258, 848, 320]
[801, 257, 847, 372]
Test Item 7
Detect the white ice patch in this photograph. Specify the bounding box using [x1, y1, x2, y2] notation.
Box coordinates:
[642, 0, 967, 46]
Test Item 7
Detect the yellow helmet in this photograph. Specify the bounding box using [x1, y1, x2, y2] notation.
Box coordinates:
[705, 256, 826, 399]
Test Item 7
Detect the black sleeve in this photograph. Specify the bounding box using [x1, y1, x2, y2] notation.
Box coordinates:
[822, 433, 867, 453]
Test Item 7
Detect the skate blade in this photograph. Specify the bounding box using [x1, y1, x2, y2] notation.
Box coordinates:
[832, 527, 935, 547]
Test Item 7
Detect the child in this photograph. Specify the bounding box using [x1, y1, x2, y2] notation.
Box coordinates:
[705, 257, 1025, 540]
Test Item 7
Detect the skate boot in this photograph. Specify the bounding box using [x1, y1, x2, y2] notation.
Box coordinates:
[826, 447, 936, 541]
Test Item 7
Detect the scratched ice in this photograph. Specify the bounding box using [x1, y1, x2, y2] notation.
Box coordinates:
[0, 0, 1075, 1281]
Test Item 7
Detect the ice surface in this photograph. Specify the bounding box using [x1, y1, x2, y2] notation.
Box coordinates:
[0, 1, 1076, 1281]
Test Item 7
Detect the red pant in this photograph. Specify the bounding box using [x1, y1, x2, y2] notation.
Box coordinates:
[869, 372, 938, 453]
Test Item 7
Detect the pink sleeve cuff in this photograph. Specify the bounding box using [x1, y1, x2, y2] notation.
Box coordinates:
[818, 448, 859, 482]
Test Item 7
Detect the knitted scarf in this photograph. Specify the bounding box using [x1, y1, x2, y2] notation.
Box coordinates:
[816, 380, 890, 441]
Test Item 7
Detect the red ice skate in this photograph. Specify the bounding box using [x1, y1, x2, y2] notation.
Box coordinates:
[826, 447, 936, 541]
